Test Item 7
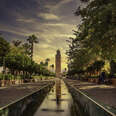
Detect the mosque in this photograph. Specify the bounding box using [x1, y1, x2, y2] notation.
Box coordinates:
[55, 50, 61, 77]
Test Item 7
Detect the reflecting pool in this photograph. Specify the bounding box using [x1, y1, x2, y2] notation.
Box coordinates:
[34, 79, 84, 116]
[0, 79, 85, 116]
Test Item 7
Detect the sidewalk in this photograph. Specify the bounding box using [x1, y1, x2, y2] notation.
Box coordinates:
[65, 79, 116, 110]
[0, 80, 53, 108]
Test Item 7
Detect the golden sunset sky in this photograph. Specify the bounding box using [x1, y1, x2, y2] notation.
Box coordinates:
[0, 0, 81, 70]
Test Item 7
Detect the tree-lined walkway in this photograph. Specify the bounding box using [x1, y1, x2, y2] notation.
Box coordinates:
[0, 80, 54, 108]
[65, 79, 116, 111]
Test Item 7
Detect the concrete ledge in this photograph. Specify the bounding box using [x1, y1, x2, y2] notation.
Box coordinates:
[65, 81, 116, 116]
[0, 81, 54, 116]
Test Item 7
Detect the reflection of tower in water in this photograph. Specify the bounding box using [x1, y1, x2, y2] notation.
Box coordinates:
[56, 80, 61, 106]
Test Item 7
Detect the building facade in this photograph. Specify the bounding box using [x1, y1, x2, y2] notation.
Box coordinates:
[55, 50, 61, 77]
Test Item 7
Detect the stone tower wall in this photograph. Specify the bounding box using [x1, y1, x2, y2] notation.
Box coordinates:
[55, 50, 61, 77]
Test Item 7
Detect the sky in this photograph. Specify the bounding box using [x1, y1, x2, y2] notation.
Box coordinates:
[0, 0, 81, 70]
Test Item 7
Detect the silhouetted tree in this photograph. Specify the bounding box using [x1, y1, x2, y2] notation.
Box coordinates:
[27, 34, 39, 60]
[12, 40, 22, 47]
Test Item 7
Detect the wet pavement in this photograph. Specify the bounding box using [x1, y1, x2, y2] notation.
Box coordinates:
[0, 81, 53, 108]
[65, 79, 116, 109]
[33, 79, 82, 116]
[0, 79, 85, 116]
[1, 78, 115, 116]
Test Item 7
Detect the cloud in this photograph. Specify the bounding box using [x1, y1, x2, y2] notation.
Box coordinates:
[55, 0, 73, 8]
[38, 13, 60, 20]
[45, 0, 73, 11]
[33, 43, 68, 70]
[0, 0, 81, 70]
[44, 23, 71, 27]
[16, 17, 35, 23]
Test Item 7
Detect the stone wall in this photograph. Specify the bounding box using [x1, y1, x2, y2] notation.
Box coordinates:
[65, 82, 115, 116]
[0, 82, 54, 116]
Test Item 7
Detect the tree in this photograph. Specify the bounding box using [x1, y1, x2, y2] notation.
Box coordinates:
[0, 36, 54, 79]
[45, 58, 50, 69]
[12, 40, 22, 47]
[110, 60, 116, 76]
[66, 0, 116, 77]
[75, 0, 116, 60]
[0, 36, 10, 61]
[22, 43, 31, 56]
[27, 34, 39, 60]
[5, 52, 41, 79]
[86, 60, 104, 76]
[0, 36, 10, 73]
[50, 64, 54, 72]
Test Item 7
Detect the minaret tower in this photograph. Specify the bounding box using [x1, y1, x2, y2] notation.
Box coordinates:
[55, 50, 61, 77]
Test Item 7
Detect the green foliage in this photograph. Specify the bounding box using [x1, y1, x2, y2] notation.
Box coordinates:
[4, 52, 53, 79]
[0, 73, 14, 80]
[45, 58, 50, 67]
[110, 60, 116, 75]
[12, 40, 22, 47]
[0, 36, 10, 57]
[75, 0, 116, 60]
[27, 34, 39, 59]
[86, 60, 104, 73]
[0, 35, 53, 80]
[22, 43, 31, 56]
[0, 73, 4, 80]
[67, 0, 116, 77]
[0, 36, 10, 66]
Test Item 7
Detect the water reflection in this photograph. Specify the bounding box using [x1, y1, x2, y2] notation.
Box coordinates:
[0, 84, 53, 116]
[56, 80, 61, 106]
[34, 79, 84, 116]
[0, 80, 85, 116]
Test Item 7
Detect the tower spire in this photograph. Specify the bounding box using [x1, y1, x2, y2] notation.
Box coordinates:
[55, 49, 61, 77]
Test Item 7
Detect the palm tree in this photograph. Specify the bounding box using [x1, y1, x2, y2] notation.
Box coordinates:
[27, 34, 39, 60]
[45, 58, 50, 69]
[40, 61, 44, 65]
[22, 43, 31, 56]
[12, 40, 22, 47]
[50, 64, 54, 72]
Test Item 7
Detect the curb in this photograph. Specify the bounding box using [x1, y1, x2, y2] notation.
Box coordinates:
[0, 81, 54, 111]
[64, 80, 116, 116]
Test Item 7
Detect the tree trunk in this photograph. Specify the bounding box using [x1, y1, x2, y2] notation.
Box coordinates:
[3, 57, 6, 74]
[31, 43, 33, 60]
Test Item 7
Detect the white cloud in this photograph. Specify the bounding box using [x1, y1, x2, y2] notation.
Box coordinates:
[16, 18, 35, 23]
[16, 14, 36, 23]
[38, 13, 60, 20]
[45, 0, 73, 12]
[44, 23, 71, 27]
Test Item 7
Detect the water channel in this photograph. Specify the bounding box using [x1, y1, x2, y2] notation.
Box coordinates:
[32, 79, 84, 116]
[0, 79, 85, 116]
